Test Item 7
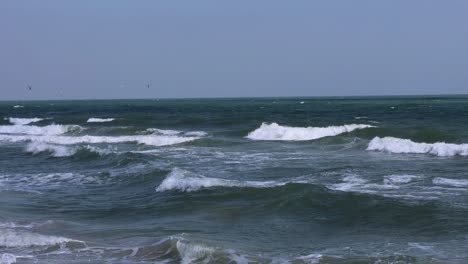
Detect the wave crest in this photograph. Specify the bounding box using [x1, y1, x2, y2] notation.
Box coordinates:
[367, 137, 468, 156]
[25, 142, 74, 157]
[246, 123, 374, 141]
[0, 124, 82, 136]
[0, 133, 201, 147]
[87, 118, 114, 123]
[0, 230, 84, 248]
[6, 118, 43, 125]
[156, 168, 291, 192]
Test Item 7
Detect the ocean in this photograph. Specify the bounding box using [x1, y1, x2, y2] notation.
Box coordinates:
[0, 96, 467, 264]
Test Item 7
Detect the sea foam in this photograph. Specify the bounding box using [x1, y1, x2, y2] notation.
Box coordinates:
[0, 124, 82, 136]
[0, 254, 16, 264]
[246, 123, 374, 141]
[433, 177, 468, 188]
[25, 142, 75, 157]
[87, 118, 115, 123]
[156, 168, 293, 192]
[0, 133, 200, 147]
[367, 137, 468, 156]
[0, 230, 75, 248]
[6, 118, 43, 125]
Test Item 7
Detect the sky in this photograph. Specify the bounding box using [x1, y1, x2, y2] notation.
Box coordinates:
[1, 0, 467, 100]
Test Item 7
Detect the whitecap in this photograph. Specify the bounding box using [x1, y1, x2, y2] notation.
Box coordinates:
[6, 118, 43, 125]
[293, 254, 323, 264]
[146, 128, 182, 135]
[0, 133, 201, 147]
[0, 254, 16, 264]
[433, 177, 468, 188]
[25, 142, 76, 157]
[0, 229, 77, 248]
[176, 240, 216, 264]
[146, 128, 207, 137]
[383, 174, 419, 185]
[328, 174, 398, 194]
[86, 118, 115, 123]
[246, 123, 374, 141]
[156, 168, 295, 192]
[367, 137, 468, 156]
[0, 124, 82, 136]
[184, 131, 208, 137]
[13, 105, 24, 108]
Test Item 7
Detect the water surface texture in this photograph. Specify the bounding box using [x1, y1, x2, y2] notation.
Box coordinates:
[1, 96, 467, 263]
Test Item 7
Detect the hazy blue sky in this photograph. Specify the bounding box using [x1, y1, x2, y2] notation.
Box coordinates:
[1, 1, 467, 100]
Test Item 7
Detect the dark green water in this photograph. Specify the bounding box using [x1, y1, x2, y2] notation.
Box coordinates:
[1, 96, 468, 263]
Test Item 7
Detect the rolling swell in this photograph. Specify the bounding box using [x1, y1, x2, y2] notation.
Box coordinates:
[153, 170, 468, 235]
[368, 136, 468, 156]
[246, 122, 375, 141]
[2, 98, 468, 263]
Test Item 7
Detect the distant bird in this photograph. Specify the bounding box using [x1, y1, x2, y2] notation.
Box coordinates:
[147, 83, 150, 89]
[27, 85, 32, 91]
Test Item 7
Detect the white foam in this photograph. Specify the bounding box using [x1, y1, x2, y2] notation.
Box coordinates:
[433, 177, 468, 188]
[0, 230, 73, 248]
[0, 172, 103, 187]
[184, 131, 208, 137]
[13, 105, 24, 108]
[147, 128, 208, 137]
[176, 240, 216, 264]
[86, 118, 115, 123]
[0, 254, 16, 264]
[25, 142, 75, 157]
[146, 128, 182, 135]
[0, 124, 82, 136]
[328, 174, 398, 193]
[367, 137, 468, 156]
[156, 168, 292, 192]
[328, 175, 368, 192]
[6, 118, 43, 125]
[23, 142, 115, 157]
[0, 133, 200, 147]
[383, 174, 419, 185]
[246, 123, 374, 141]
[293, 254, 323, 264]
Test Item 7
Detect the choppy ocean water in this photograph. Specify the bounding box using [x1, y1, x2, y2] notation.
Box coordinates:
[0, 96, 468, 264]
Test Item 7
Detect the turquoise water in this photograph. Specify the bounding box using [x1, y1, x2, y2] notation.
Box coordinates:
[1, 96, 468, 263]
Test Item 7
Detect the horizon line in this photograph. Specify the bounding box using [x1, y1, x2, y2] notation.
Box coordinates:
[1, 93, 468, 102]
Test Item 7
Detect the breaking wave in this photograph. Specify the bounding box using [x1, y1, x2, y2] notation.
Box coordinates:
[25, 142, 74, 157]
[246, 123, 374, 141]
[367, 137, 468, 156]
[24, 142, 115, 157]
[0, 229, 83, 248]
[147, 128, 208, 137]
[0, 133, 201, 147]
[433, 177, 468, 188]
[87, 118, 114, 123]
[156, 168, 300, 192]
[0, 253, 16, 264]
[5, 118, 43, 125]
[0, 124, 82, 136]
